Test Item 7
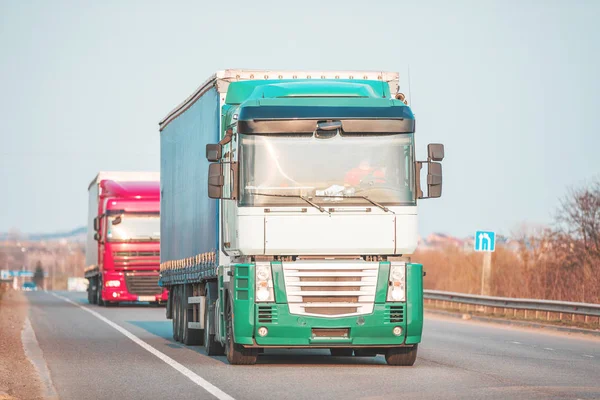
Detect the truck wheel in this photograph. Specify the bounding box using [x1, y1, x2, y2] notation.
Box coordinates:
[172, 286, 180, 342]
[88, 279, 97, 304]
[177, 286, 186, 341]
[204, 285, 224, 355]
[225, 300, 257, 365]
[330, 348, 353, 357]
[182, 285, 203, 346]
[96, 278, 105, 306]
[385, 345, 418, 366]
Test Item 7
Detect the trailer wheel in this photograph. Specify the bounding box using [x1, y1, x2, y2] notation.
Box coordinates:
[172, 285, 180, 342]
[329, 348, 353, 357]
[182, 285, 203, 346]
[385, 345, 418, 366]
[225, 299, 257, 365]
[204, 284, 224, 356]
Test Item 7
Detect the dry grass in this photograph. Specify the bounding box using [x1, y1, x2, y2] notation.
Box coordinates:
[414, 242, 600, 304]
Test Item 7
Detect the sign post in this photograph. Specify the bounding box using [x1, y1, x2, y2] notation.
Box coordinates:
[474, 230, 495, 296]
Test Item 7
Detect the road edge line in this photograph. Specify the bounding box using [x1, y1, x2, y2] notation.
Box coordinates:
[50, 292, 235, 400]
[22, 316, 59, 400]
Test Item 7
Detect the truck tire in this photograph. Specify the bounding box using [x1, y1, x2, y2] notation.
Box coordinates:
[225, 299, 257, 365]
[96, 278, 105, 306]
[172, 285, 180, 342]
[88, 279, 97, 304]
[204, 284, 224, 356]
[177, 286, 185, 341]
[385, 345, 418, 366]
[330, 348, 353, 357]
[182, 284, 203, 346]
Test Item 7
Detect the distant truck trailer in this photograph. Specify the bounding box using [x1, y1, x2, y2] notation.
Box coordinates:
[85, 172, 167, 306]
[159, 70, 444, 365]
[68, 277, 89, 292]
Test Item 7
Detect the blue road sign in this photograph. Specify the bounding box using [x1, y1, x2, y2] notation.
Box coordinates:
[6, 270, 34, 277]
[474, 230, 496, 252]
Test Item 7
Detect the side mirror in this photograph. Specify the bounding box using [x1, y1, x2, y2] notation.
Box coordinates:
[208, 163, 224, 199]
[94, 232, 101, 241]
[427, 162, 443, 198]
[93, 217, 99, 231]
[206, 144, 222, 162]
[428, 143, 444, 162]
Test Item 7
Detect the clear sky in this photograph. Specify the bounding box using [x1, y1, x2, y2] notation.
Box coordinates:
[1, 0, 599, 237]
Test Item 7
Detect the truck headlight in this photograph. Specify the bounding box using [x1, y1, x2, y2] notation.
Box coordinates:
[105, 280, 121, 288]
[255, 262, 274, 302]
[387, 262, 406, 302]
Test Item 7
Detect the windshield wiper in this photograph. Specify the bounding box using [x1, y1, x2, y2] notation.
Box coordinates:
[252, 192, 330, 214]
[314, 194, 394, 214]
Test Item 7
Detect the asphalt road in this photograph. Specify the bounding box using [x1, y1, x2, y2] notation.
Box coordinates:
[26, 291, 600, 400]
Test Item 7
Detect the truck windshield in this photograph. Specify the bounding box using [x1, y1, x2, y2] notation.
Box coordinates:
[106, 213, 160, 242]
[239, 133, 415, 207]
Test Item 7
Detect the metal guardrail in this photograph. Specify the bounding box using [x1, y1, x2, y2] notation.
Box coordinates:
[423, 290, 600, 318]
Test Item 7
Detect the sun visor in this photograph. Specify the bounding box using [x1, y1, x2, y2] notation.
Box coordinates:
[237, 105, 415, 134]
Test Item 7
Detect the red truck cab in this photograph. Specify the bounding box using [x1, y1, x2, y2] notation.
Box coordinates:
[85, 172, 167, 306]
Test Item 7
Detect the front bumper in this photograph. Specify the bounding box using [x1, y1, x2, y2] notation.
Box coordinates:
[250, 303, 408, 347]
[101, 288, 168, 303]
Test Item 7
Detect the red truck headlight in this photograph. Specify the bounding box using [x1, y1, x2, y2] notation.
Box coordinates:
[105, 280, 121, 288]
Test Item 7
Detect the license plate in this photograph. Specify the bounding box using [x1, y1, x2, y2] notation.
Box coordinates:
[138, 296, 156, 302]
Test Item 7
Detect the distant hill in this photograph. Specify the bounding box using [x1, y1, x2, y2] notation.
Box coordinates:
[0, 226, 86, 242]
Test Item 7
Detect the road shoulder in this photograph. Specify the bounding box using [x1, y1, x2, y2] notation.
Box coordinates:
[0, 290, 46, 400]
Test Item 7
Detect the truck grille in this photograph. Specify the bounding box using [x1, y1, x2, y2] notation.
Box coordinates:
[386, 305, 404, 323]
[113, 251, 160, 267]
[282, 261, 378, 318]
[114, 251, 160, 257]
[258, 305, 278, 324]
[124, 273, 161, 295]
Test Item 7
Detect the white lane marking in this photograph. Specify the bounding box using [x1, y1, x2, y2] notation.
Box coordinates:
[508, 341, 522, 345]
[22, 317, 59, 400]
[51, 293, 235, 400]
[543, 347, 554, 351]
[583, 354, 594, 358]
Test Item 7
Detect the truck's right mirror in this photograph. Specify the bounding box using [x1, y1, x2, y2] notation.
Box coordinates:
[427, 162, 443, 198]
[208, 163, 224, 199]
[206, 144, 222, 162]
[428, 143, 444, 162]
[93, 217, 99, 231]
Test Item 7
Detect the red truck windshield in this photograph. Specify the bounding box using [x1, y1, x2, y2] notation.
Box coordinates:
[106, 213, 160, 242]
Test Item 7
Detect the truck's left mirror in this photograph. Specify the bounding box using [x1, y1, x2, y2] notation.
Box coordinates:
[93, 217, 99, 231]
[94, 232, 101, 241]
[428, 143, 444, 162]
[206, 144, 222, 162]
[427, 162, 443, 198]
[208, 163, 224, 199]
